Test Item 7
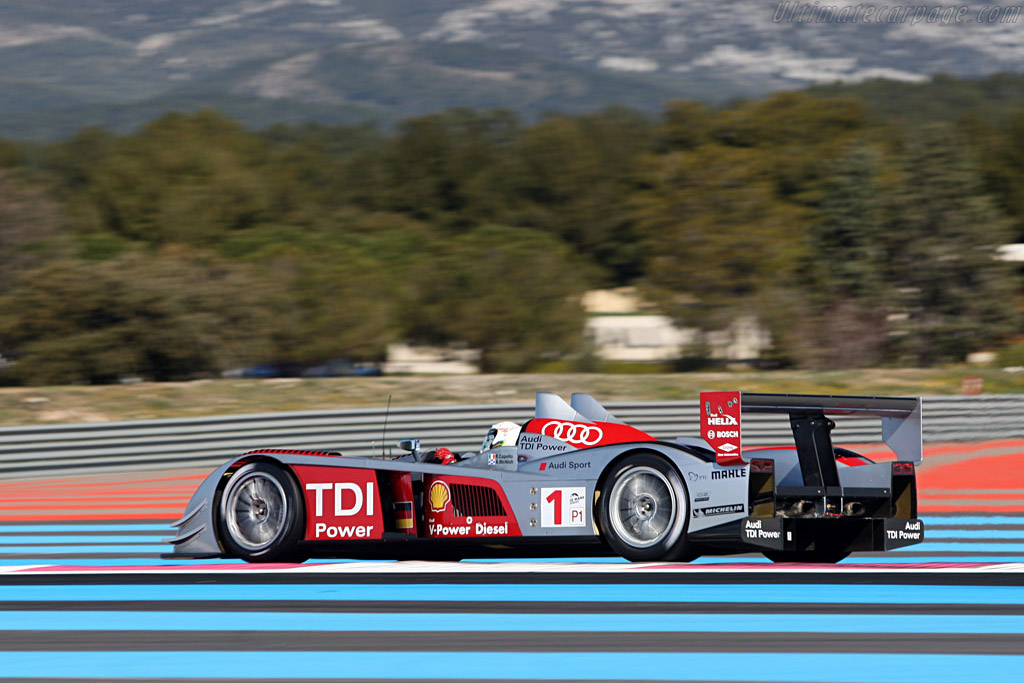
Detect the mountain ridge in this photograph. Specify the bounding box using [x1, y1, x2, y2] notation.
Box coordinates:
[1, 0, 1021, 139]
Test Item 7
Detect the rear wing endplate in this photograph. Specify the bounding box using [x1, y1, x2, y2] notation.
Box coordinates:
[700, 391, 923, 467]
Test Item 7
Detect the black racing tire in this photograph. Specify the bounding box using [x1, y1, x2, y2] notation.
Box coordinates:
[597, 453, 693, 562]
[763, 550, 850, 564]
[217, 462, 306, 563]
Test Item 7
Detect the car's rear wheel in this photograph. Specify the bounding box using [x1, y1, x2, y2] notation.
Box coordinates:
[218, 462, 306, 563]
[598, 453, 693, 562]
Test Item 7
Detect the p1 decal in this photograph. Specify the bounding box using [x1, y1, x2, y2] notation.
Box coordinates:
[294, 465, 383, 541]
[541, 487, 587, 527]
[701, 390, 744, 466]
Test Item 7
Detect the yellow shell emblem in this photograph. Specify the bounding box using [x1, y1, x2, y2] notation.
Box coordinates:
[428, 481, 451, 513]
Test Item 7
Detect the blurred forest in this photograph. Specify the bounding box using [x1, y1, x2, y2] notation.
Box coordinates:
[0, 75, 1022, 385]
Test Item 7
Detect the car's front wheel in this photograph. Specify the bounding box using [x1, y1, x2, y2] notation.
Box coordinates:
[598, 453, 693, 562]
[218, 462, 306, 562]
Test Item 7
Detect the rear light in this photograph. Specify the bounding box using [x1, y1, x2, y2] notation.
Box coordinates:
[750, 458, 774, 474]
[892, 461, 915, 476]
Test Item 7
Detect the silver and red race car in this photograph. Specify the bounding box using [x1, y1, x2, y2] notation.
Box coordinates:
[166, 391, 924, 563]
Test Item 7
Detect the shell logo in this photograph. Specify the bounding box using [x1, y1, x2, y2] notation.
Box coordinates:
[428, 480, 451, 513]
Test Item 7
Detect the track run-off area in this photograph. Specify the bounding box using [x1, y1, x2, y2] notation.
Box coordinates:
[1, 440, 1024, 682]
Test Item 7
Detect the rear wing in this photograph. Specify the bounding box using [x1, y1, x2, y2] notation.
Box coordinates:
[700, 391, 923, 467]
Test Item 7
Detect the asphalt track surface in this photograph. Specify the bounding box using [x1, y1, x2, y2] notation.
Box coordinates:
[1, 452, 1024, 682]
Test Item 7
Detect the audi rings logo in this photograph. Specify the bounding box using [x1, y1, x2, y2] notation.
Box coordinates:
[541, 421, 604, 446]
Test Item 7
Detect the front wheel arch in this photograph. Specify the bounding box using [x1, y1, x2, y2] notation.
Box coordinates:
[215, 460, 307, 563]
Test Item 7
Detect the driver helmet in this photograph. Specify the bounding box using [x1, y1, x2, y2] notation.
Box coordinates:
[481, 421, 521, 451]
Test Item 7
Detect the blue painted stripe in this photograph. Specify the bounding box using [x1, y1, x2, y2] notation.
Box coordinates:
[0, 544, 1015, 557]
[0, 652, 1021, 682]
[0, 559, 248, 566]
[923, 516, 1024, 525]
[923, 529, 1024, 539]
[693, 555, 1024, 564]
[2, 553, 1024, 565]
[426, 552, 1024, 563]
[0, 544, 168, 553]
[1, 583, 1022, 605]
[892, 542, 1024, 552]
[0, 525, 170, 533]
[0, 519, 1013, 533]
[1, 610, 1021, 634]
[0, 518, 1012, 535]
[0, 535, 171, 544]
[0, 558, 347, 566]
[465, 557, 628, 563]
[3, 555, 1024, 566]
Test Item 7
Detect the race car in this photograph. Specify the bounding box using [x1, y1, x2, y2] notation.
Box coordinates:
[166, 391, 924, 563]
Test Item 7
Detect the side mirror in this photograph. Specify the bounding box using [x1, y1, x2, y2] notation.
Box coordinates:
[397, 438, 420, 453]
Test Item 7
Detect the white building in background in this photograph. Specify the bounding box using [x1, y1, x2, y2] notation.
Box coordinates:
[997, 244, 1024, 262]
[583, 287, 771, 363]
[383, 288, 773, 373]
[705, 315, 773, 363]
[383, 342, 481, 374]
[582, 288, 696, 362]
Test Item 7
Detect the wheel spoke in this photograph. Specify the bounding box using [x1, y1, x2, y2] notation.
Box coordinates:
[647, 517, 668, 538]
[608, 465, 678, 550]
[224, 470, 289, 552]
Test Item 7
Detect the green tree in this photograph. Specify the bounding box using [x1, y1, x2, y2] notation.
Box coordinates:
[62, 111, 277, 246]
[253, 240, 400, 364]
[0, 250, 280, 385]
[979, 110, 1024, 240]
[710, 93, 868, 202]
[349, 109, 520, 228]
[659, 100, 711, 152]
[882, 124, 1020, 364]
[790, 145, 890, 368]
[401, 225, 589, 371]
[0, 169, 65, 292]
[634, 144, 809, 334]
[502, 108, 654, 280]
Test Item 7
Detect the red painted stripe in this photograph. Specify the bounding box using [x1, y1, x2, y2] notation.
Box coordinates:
[0, 474, 208, 487]
[0, 489, 193, 497]
[920, 440, 1024, 457]
[0, 495, 190, 504]
[920, 493, 1024, 500]
[0, 501, 186, 510]
[0, 491, 188, 501]
[0, 512, 180, 521]
[0, 487, 200, 497]
[921, 504, 1024, 513]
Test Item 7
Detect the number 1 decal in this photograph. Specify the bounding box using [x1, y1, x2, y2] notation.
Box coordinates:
[541, 487, 587, 527]
[545, 489, 562, 525]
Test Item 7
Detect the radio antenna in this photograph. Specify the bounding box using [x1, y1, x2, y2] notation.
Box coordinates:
[380, 394, 392, 458]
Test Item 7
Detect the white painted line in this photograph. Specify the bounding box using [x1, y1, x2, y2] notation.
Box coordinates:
[7, 561, 1024, 576]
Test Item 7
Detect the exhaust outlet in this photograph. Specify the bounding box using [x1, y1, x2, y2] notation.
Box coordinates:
[843, 501, 866, 517]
